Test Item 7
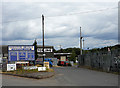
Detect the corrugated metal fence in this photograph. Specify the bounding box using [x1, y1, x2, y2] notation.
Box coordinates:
[78, 49, 120, 72]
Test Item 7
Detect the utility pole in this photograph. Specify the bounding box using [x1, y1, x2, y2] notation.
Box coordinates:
[59, 45, 62, 49]
[80, 27, 82, 55]
[59, 45, 62, 53]
[78, 27, 83, 66]
[83, 37, 84, 50]
[42, 14, 44, 66]
[82, 37, 84, 55]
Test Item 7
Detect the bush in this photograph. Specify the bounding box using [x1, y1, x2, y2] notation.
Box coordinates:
[36, 64, 42, 67]
[46, 68, 54, 72]
[68, 63, 72, 66]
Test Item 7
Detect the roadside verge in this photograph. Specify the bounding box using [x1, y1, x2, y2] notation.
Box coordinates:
[2, 71, 55, 79]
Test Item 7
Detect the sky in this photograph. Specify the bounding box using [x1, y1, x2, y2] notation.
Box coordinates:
[1, 0, 119, 50]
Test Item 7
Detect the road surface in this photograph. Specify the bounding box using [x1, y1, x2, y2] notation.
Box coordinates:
[1, 67, 118, 86]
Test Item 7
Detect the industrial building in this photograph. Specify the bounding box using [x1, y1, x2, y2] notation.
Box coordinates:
[0, 45, 71, 67]
[54, 53, 71, 66]
[37, 45, 54, 58]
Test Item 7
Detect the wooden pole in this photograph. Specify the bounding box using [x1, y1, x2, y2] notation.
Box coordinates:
[42, 15, 45, 66]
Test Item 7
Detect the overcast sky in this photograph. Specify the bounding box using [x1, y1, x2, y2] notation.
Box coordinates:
[1, 0, 119, 50]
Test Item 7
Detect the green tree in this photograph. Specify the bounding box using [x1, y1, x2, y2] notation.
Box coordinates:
[33, 39, 38, 60]
[69, 50, 76, 63]
[53, 48, 56, 52]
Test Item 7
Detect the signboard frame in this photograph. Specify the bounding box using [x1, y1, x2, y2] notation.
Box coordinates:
[8, 45, 35, 62]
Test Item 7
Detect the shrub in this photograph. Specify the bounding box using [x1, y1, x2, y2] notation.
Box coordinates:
[68, 63, 72, 66]
[36, 64, 42, 67]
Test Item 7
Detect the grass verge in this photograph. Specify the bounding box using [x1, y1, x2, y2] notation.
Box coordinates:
[3, 68, 54, 75]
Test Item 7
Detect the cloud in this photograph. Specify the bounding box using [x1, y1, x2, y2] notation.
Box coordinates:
[2, 2, 118, 49]
[2, 0, 119, 2]
[84, 37, 118, 49]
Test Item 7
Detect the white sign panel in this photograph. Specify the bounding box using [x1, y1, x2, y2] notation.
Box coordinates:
[8, 46, 34, 51]
[15, 61, 29, 64]
[38, 67, 46, 71]
[37, 48, 53, 52]
[23, 66, 38, 70]
[7, 64, 16, 71]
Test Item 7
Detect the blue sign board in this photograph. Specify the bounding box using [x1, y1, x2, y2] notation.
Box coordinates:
[9, 51, 17, 61]
[8, 45, 35, 61]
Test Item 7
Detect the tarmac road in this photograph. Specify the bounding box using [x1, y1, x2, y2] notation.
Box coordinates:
[1, 67, 119, 86]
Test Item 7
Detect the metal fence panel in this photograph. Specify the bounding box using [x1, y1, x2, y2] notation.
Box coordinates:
[78, 49, 120, 72]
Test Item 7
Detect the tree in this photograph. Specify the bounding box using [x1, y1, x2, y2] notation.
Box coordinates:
[33, 39, 38, 60]
[53, 48, 56, 52]
[69, 50, 76, 63]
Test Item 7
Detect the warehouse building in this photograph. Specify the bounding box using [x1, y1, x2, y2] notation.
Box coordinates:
[54, 53, 71, 66]
[37, 45, 54, 58]
[1, 45, 71, 66]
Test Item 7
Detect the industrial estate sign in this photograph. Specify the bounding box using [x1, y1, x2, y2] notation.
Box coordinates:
[8, 46, 34, 51]
[8, 45, 35, 61]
